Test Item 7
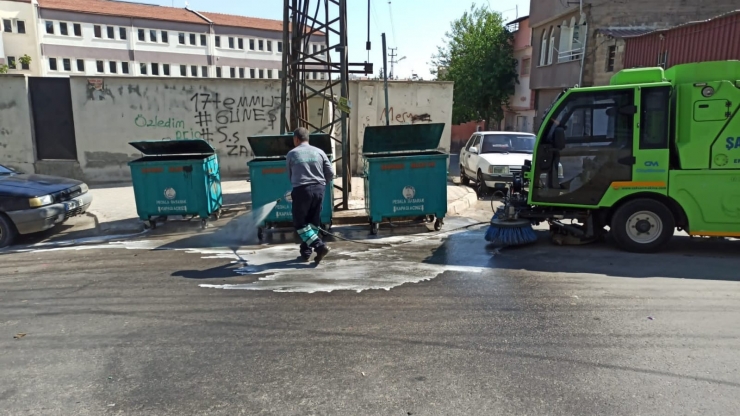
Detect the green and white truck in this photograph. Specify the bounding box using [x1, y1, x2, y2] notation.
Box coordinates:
[504, 60, 740, 252]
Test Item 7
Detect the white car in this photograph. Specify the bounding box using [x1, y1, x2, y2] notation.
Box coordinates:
[459, 131, 563, 196]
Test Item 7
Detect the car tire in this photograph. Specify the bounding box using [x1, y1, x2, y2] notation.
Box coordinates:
[460, 167, 470, 186]
[610, 199, 675, 253]
[0, 214, 18, 249]
[476, 170, 489, 198]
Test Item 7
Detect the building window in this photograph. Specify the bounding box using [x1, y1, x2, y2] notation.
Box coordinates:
[179, 33, 185, 44]
[249, 39, 255, 50]
[201, 66, 208, 77]
[229, 67, 236, 78]
[138, 29, 145, 41]
[49, 58, 57, 71]
[239, 68, 245, 78]
[216, 67, 222, 78]
[109, 61, 117, 73]
[163, 64, 170, 76]
[94, 25, 101, 38]
[606, 46, 616, 72]
[96, 60, 104, 73]
[180, 65, 187, 76]
[250, 68, 255, 78]
[191, 65, 197, 76]
[140, 63, 147, 75]
[7, 56, 15, 70]
[278, 70, 283, 79]
[312, 44, 317, 54]
[62, 58, 71, 71]
[229, 37, 235, 49]
[150, 30, 157, 42]
[161, 31, 168, 43]
[45, 21, 54, 35]
[259, 69, 264, 79]
[60, 22, 69, 36]
[120, 27, 127, 40]
[107, 26, 115, 39]
[200, 34, 206, 46]
[74, 24, 82, 37]
[548, 27, 555, 65]
[190, 33, 197, 45]
[122, 62, 129, 74]
[76, 59, 84, 72]
[267, 41, 272, 52]
[215, 36, 221, 48]
[21, 60, 29, 70]
[2, 19, 11, 33]
[521, 57, 531, 75]
[277, 41, 283, 52]
[151, 63, 159, 76]
[258, 40, 264, 51]
[238, 38, 244, 49]
[539, 29, 548, 66]
[268, 69, 274, 78]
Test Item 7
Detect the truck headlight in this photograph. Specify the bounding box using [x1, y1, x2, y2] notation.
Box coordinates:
[79, 183, 89, 194]
[29, 194, 53, 207]
[558, 163, 564, 178]
[488, 166, 509, 174]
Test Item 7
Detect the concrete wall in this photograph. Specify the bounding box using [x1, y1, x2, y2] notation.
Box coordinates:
[348, 80, 454, 172]
[0, 75, 35, 173]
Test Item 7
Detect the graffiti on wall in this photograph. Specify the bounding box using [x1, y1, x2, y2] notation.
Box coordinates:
[379, 107, 433, 125]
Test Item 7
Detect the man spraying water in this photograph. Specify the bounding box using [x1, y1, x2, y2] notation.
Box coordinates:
[286, 127, 334, 264]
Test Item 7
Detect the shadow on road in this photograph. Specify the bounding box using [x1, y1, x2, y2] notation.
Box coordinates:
[423, 228, 740, 282]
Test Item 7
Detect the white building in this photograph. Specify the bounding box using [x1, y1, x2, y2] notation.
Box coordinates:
[0, 0, 326, 78]
[0, 0, 40, 74]
[501, 16, 535, 133]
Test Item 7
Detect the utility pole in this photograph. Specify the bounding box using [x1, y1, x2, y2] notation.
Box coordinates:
[388, 47, 397, 79]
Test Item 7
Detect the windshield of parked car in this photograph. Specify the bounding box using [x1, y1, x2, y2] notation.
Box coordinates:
[0, 165, 16, 175]
[480, 134, 535, 154]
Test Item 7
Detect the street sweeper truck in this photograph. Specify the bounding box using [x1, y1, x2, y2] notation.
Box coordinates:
[487, 60, 740, 253]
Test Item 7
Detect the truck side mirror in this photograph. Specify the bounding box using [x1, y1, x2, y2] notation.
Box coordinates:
[619, 105, 637, 115]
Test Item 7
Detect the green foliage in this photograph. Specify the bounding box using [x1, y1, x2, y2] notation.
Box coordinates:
[431, 3, 518, 129]
[0, 64, 8, 74]
[19, 54, 32, 66]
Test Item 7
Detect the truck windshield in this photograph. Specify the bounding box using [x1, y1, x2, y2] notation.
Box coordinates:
[481, 134, 535, 154]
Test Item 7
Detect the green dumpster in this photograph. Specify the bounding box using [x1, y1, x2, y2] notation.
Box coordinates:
[247, 133, 334, 240]
[362, 123, 449, 235]
[128, 139, 223, 229]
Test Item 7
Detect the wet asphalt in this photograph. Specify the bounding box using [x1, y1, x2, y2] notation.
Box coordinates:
[2, 199, 740, 415]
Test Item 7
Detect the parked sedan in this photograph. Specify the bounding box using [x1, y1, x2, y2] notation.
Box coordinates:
[459, 131, 563, 196]
[0, 164, 93, 248]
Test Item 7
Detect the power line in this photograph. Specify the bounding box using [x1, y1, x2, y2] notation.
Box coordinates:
[387, 1, 398, 46]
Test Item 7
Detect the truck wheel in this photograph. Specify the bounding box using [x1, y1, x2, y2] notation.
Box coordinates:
[611, 199, 675, 253]
[0, 214, 18, 248]
[460, 168, 470, 186]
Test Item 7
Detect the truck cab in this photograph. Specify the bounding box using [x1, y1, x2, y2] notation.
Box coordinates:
[519, 60, 740, 252]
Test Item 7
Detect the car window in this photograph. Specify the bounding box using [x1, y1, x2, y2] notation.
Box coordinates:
[480, 134, 535, 154]
[464, 135, 477, 151]
[0, 165, 15, 175]
[469, 136, 481, 150]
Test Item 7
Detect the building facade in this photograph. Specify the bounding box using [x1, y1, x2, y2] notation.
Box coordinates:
[0, 0, 40, 72]
[528, 0, 738, 129]
[500, 16, 535, 133]
[1, 0, 326, 78]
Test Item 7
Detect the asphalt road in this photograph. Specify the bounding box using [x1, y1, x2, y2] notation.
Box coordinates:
[2, 200, 740, 415]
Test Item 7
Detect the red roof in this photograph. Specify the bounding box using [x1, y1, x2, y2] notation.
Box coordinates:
[200, 11, 282, 32]
[38, 0, 206, 24]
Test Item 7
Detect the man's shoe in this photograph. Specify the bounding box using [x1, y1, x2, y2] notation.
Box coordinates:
[298, 255, 311, 263]
[314, 246, 330, 264]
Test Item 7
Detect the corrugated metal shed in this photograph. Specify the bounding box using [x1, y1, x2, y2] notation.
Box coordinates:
[624, 10, 740, 68]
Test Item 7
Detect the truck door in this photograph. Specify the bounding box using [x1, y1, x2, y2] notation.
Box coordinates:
[531, 87, 637, 206]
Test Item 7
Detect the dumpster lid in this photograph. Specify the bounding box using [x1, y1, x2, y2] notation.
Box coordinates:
[129, 139, 216, 156]
[362, 123, 446, 154]
[247, 133, 333, 158]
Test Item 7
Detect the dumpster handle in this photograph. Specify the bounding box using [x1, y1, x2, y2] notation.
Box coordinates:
[183, 166, 193, 173]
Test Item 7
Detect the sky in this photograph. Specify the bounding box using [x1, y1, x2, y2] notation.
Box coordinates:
[144, 0, 530, 80]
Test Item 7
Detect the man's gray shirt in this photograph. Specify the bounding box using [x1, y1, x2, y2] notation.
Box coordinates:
[286, 142, 334, 188]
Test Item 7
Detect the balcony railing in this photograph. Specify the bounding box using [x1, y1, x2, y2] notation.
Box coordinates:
[558, 47, 583, 63]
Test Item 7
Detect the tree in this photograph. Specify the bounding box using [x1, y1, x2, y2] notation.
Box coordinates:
[431, 4, 518, 130]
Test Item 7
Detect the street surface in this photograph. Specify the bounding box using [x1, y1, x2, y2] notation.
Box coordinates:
[2, 199, 740, 415]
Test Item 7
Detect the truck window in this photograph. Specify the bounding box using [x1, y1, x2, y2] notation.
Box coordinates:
[533, 88, 636, 206]
[640, 87, 671, 149]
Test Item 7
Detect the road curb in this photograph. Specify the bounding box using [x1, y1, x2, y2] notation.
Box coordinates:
[447, 187, 478, 216]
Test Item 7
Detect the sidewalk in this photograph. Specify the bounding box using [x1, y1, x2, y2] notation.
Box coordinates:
[59, 177, 477, 238]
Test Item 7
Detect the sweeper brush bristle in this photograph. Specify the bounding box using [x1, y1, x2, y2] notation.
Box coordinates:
[485, 216, 538, 246]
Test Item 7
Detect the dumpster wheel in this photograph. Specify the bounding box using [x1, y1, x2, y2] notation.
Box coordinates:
[257, 227, 265, 241]
[434, 217, 444, 231]
[370, 222, 380, 235]
[144, 219, 156, 230]
[200, 219, 208, 229]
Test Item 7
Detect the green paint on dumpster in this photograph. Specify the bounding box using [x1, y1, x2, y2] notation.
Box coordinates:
[362, 123, 449, 234]
[128, 139, 222, 226]
[247, 133, 334, 240]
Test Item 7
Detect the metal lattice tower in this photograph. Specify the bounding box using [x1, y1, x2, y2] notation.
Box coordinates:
[280, 0, 370, 210]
